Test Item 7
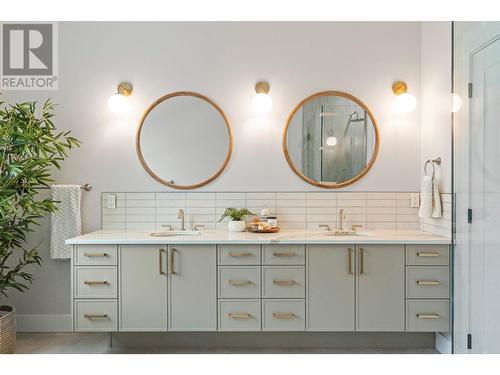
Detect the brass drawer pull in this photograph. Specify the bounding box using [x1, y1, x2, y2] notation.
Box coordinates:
[170, 248, 176, 275]
[273, 279, 296, 286]
[84, 313, 109, 320]
[159, 248, 166, 275]
[228, 252, 253, 257]
[416, 280, 440, 286]
[228, 279, 252, 286]
[416, 251, 440, 257]
[228, 313, 253, 319]
[359, 247, 365, 274]
[273, 251, 296, 257]
[83, 280, 108, 286]
[272, 312, 295, 319]
[83, 252, 108, 257]
[416, 313, 440, 319]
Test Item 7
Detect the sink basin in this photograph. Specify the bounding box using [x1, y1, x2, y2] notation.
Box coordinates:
[150, 230, 201, 237]
[323, 230, 369, 237]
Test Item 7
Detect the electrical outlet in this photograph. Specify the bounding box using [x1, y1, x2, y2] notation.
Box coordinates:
[106, 194, 116, 209]
[410, 193, 420, 208]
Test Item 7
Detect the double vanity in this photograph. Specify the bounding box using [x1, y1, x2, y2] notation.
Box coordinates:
[66, 230, 451, 334]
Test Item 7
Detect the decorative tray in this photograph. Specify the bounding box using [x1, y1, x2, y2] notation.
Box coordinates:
[247, 227, 280, 233]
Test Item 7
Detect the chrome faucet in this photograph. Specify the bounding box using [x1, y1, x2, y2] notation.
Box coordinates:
[178, 208, 185, 231]
[338, 208, 346, 231]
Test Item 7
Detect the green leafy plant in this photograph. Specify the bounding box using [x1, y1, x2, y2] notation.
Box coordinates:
[218, 208, 254, 222]
[0, 100, 80, 297]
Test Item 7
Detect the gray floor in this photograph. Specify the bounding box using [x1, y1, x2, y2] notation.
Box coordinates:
[14, 333, 439, 354]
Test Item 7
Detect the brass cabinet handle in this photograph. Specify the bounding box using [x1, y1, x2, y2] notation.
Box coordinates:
[84, 313, 109, 320]
[416, 313, 440, 319]
[416, 280, 440, 286]
[348, 247, 354, 275]
[83, 280, 108, 286]
[159, 248, 166, 275]
[416, 251, 440, 257]
[83, 252, 108, 257]
[273, 251, 296, 257]
[228, 313, 253, 319]
[228, 252, 252, 257]
[228, 279, 252, 286]
[359, 247, 365, 275]
[273, 279, 296, 286]
[272, 312, 296, 319]
[169, 248, 176, 275]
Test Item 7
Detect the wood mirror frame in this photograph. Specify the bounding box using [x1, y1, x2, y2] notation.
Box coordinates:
[282, 91, 380, 189]
[136, 91, 233, 189]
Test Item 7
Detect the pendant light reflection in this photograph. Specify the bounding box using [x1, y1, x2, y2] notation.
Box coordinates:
[108, 82, 133, 114]
[326, 136, 338, 147]
[392, 81, 416, 113]
[252, 81, 272, 114]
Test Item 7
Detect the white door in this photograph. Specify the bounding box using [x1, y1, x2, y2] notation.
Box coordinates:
[470, 37, 500, 353]
[119, 245, 168, 331]
[168, 245, 217, 331]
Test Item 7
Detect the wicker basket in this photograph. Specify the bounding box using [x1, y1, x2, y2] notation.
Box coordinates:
[0, 305, 16, 354]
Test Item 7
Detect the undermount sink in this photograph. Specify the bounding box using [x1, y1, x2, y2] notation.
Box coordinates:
[150, 230, 201, 237]
[322, 230, 369, 237]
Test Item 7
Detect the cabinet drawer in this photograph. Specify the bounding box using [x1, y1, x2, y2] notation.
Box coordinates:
[74, 245, 118, 266]
[74, 267, 117, 299]
[218, 245, 261, 265]
[262, 266, 305, 298]
[406, 300, 450, 332]
[406, 245, 449, 266]
[262, 299, 305, 331]
[406, 266, 449, 299]
[218, 299, 261, 331]
[75, 300, 118, 332]
[263, 244, 305, 265]
[218, 267, 261, 298]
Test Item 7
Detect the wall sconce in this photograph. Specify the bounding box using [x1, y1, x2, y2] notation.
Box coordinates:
[392, 81, 416, 113]
[108, 82, 133, 114]
[252, 81, 272, 114]
[451, 93, 462, 113]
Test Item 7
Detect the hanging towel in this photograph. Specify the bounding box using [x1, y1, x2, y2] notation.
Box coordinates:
[50, 185, 82, 259]
[418, 176, 442, 218]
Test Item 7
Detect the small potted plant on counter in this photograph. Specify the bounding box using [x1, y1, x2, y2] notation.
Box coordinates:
[0, 100, 79, 354]
[218, 208, 254, 232]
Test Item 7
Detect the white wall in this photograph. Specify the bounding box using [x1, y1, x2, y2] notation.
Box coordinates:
[0, 21, 454, 329]
[421, 22, 452, 193]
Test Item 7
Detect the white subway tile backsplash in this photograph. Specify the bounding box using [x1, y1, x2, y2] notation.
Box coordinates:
[100, 191, 448, 236]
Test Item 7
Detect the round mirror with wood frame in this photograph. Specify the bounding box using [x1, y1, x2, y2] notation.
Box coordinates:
[283, 91, 380, 189]
[136, 92, 233, 189]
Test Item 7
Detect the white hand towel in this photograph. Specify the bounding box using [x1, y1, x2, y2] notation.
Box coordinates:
[418, 176, 442, 218]
[50, 185, 82, 259]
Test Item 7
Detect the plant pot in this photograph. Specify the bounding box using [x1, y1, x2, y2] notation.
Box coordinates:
[227, 220, 246, 232]
[0, 305, 16, 354]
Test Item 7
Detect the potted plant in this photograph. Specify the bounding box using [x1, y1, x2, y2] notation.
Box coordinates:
[218, 208, 254, 232]
[0, 100, 79, 354]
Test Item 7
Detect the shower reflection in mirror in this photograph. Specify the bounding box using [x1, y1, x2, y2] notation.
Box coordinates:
[284, 92, 379, 188]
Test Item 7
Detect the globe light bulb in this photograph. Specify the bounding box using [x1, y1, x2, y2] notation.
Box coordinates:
[107, 93, 130, 114]
[451, 93, 462, 113]
[252, 93, 272, 114]
[394, 92, 417, 113]
[326, 136, 338, 146]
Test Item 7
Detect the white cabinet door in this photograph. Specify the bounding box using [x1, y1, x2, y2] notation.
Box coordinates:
[169, 245, 217, 331]
[306, 245, 355, 331]
[356, 245, 405, 331]
[119, 245, 168, 331]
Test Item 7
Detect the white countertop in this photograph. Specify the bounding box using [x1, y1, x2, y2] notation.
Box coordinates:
[66, 229, 451, 245]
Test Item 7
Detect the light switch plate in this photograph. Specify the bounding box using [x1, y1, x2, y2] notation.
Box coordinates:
[106, 194, 116, 209]
[410, 193, 420, 208]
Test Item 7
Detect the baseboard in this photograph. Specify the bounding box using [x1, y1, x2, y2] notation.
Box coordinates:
[16, 314, 72, 332]
[435, 332, 452, 354]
